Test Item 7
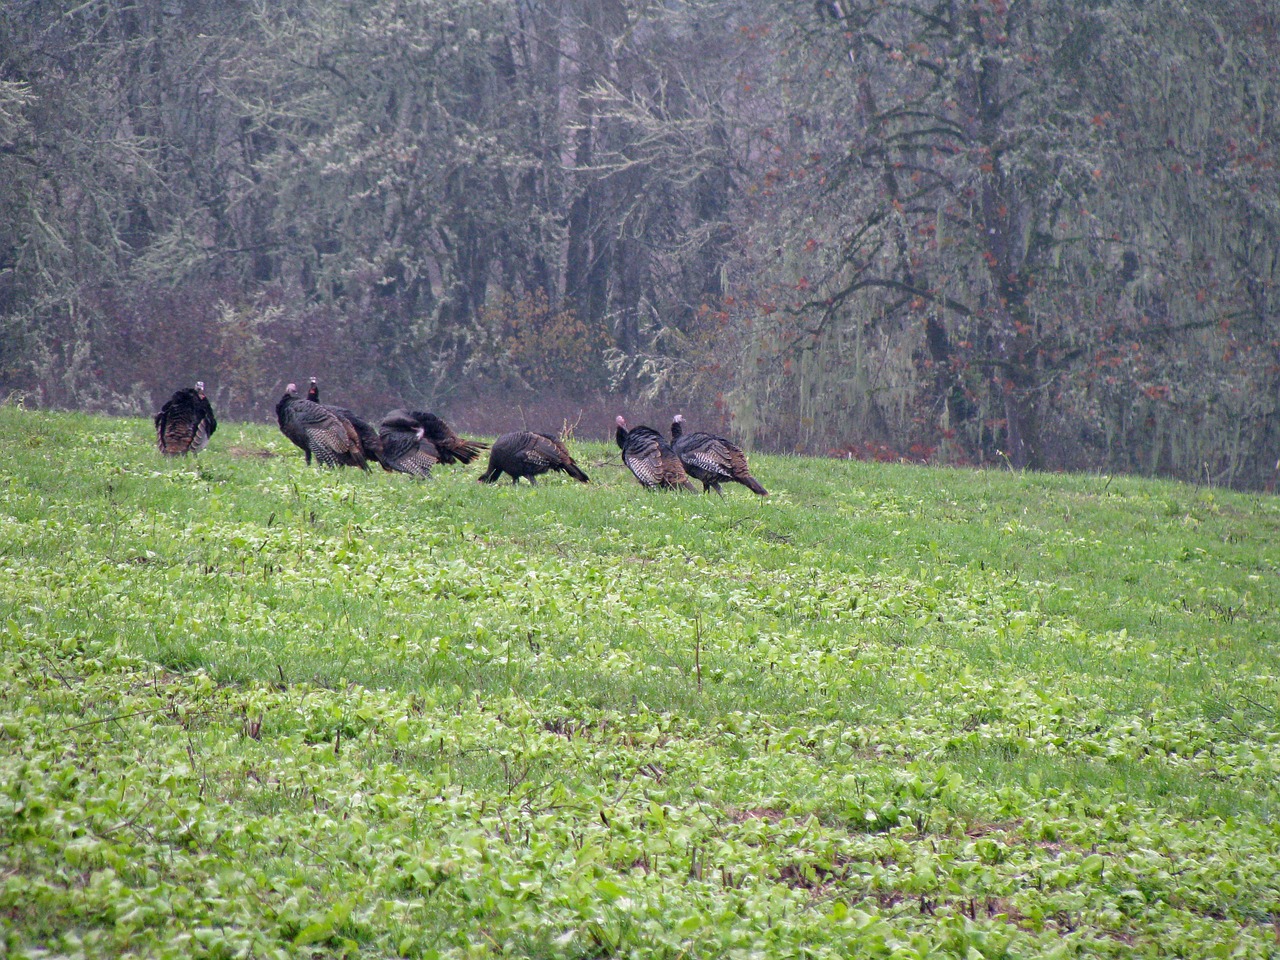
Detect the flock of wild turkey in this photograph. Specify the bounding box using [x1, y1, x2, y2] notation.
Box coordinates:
[153, 380, 768, 496]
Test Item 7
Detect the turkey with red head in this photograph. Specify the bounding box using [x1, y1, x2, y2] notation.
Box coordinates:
[276, 382, 368, 469]
[670, 415, 767, 496]
[615, 416, 694, 491]
[154, 381, 217, 455]
[304, 377, 384, 467]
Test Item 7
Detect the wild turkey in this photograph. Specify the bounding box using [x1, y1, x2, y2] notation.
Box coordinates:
[154, 381, 217, 455]
[377, 410, 487, 477]
[478, 431, 590, 485]
[615, 415, 695, 491]
[670, 414, 768, 496]
[305, 377, 384, 467]
[390, 410, 487, 464]
[376, 411, 440, 478]
[275, 383, 369, 469]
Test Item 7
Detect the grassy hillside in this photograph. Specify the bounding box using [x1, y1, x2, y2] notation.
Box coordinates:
[1, 406, 1278, 959]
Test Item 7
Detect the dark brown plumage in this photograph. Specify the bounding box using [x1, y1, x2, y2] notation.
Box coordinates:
[376, 411, 440, 478]
[276, 383, 369, 469]
[389, 410, 487, 465]
[305, 378, 383, 467]
[154, 381, 217, 455]
[478, 431, 590, 485]
[615, 415, 695, 491]
[670, 415, 768, 496]
[375, 410, 487, 477]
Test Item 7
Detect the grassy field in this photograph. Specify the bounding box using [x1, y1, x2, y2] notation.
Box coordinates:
[1, 405, 1278, 959]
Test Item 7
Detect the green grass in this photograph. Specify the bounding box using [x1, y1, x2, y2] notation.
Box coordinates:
[1, 406, 1278, 958]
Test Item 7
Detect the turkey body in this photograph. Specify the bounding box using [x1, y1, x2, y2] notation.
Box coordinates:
[670, 415, 767, 496]
[377, 412, 439, 477]
[276, 383, 369, 469]
[391, 410, 487, 464]
[305, 378, 383, 467]
[377, 410, 487, 477]
[479, 431, 590, 484]
[615, 416, 694, 491]
[154, 381, 217, 455]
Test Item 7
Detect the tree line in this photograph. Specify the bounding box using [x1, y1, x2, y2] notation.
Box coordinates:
[2, 0, 1277, 488]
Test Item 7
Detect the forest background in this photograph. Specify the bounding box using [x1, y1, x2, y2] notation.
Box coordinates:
[1, 0, 1277, 489]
